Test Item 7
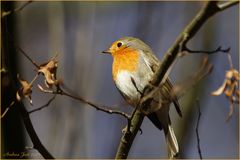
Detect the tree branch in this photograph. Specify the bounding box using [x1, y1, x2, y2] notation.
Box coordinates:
[217, 1, 239, 10]
[28, 95, 56, 114]
[61, 89, 130, 119]
[1, 101, 15, 119]
[115, 1, 238, 159]
[196, 99, 203, 159]
[151, 1, 237, 87]
[2, 3, 54, 157]
[1, 1, 33, 18]
[12, 41, 130, 120]
[183, 46, 230, 54]
[15, 45, 40, 69]
[9, 34, 131, 158]
[38, 85, 130, 119]
[18, 103, 54, 159]
[115, 110, 144, 159]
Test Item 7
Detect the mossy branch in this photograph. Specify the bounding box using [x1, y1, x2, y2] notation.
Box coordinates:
[115, 1, 238, 159]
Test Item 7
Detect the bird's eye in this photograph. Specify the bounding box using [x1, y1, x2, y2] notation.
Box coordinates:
[117, 42, 122, 48]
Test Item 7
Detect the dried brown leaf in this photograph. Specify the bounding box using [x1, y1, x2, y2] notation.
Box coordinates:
[38, 58, 58, 88]
[226, 70, 234, 79]
[211, 80, 227, 96]
[233, 69, 240, 80]
[16, 74, 33, 105]
[212, 67, 239, 121]
[224, 80, 235, 98]
[226, 69, 240, 81]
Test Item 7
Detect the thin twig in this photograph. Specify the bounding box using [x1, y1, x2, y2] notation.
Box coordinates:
[183, 46, 230, 54]
[130, 77, 143, 97]
[196, 99, 203, 159]
[218, 1, 239, 10]
[38, 85, 130, 119]
[129, 77, 144, 119]
[28, 95, 56, 114]
[30, 73, 40, 85]
[15, 45, 40, 69]
[127, 103, 140, 133]
[62, 90, 130, 119]
[127, 77, 147, 133]
[1, 101, 15, 119]
[1, 1, 33, 18]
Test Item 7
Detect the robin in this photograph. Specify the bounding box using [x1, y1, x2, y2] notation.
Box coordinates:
[101, 37, 182, 158]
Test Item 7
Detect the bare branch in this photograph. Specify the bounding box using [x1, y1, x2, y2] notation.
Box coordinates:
[150, 1, 237, 88]
[15, 45, 40, 69]
[2, 1, 54, 157]
[18, 103, 55, 159]
[28, 95, 56, 114]
[38, 84, 130, 119]
[1, 101, 15, 119]
[183, 46, 230, 54]
[1, 1, 33, 18]
[217, 1, 239, 10]
[30, 73, 40, 85]
[61, 90, 130, 119]
[130, 77, 143, 97]
[116, 110, 144, 158]
[196, 99, 203, 159]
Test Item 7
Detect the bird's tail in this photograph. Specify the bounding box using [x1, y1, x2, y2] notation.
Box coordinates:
[149, 104, 179, 158]
[164, 124, 179, 159]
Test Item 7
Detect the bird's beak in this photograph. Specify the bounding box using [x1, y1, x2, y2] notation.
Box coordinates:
[101, 50, 111, 54]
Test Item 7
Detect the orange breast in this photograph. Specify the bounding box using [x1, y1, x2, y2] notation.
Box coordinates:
[112, 48, 140, 80]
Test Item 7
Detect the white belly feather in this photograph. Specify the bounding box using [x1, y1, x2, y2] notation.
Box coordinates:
[115, 71, 141, 102]
[115, 57, 153, 105]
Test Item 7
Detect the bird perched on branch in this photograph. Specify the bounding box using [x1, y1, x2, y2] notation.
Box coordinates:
[101, 37, 182, 158]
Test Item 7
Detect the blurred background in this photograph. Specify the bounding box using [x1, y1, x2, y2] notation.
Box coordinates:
[1, 1, 239, 159]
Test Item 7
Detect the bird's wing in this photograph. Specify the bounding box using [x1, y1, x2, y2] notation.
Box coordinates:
[140, 49, 182, 117]
[165, 79, 182, 117]
[127, 37, 182, 117]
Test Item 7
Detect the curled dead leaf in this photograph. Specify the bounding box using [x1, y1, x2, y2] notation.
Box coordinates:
[16, 74, 33, 105]
[211, 68, 239, 122]
[211, 80, 227, 96]
[226, 69, 240, 80]
[38, 57, 58, 88]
